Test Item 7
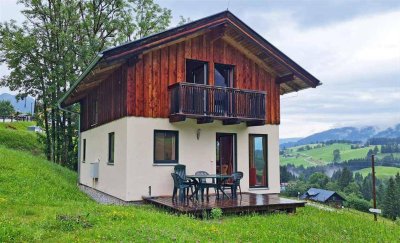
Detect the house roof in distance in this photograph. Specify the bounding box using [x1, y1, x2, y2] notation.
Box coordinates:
[59, 10, 321, 107]
[301, 188, 345, 203]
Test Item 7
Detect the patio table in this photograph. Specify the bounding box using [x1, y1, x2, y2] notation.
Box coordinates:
[186, 174, 232, 200]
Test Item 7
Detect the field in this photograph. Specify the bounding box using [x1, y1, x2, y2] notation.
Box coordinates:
[355, 166, 400, 179]
[280, 143, 378, 167]
[1, 142, 399, 241]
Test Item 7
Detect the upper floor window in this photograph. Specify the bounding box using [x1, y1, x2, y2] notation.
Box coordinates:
[90, 96, 98, 126]
[215, 63, 234, 87]
[186, 59, 208, 84]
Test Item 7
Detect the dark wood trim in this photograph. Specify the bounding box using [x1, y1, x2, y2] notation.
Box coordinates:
[169, 114, 186, 123]
[197, 117, 214, 124]
[222, 118, 241, 125]
[246, 120, 265, 127]
[276, 73, 294, 84]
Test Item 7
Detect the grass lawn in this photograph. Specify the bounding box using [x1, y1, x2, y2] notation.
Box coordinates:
[1, 145, 399, 242]
[0, 121, 43, 155]
[355, 166, 400, 179]
[280, 143, 379, 167]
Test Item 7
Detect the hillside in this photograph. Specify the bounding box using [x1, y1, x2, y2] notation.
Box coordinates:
[0, 121, 43, 155]
[280, 124, 400, 148]
[0, 93, 35, 114]
[1, 145, 399, 241]
[355, 166, 400, 179]
[280, 143, 375, 167]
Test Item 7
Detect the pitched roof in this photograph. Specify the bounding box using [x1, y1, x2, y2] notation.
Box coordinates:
[59, 10, 321, 107]
[300, 188, 345, 202]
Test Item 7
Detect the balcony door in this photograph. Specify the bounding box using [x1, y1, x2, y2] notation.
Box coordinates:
[186, 59, 208, 114]
[216, 133, 236, 176]
[214, 64, 234, 116]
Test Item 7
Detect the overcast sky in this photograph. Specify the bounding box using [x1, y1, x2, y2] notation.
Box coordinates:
[1, 0, 399, 138]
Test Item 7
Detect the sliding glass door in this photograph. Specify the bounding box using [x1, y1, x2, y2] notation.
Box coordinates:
[249, 134, 268, 188]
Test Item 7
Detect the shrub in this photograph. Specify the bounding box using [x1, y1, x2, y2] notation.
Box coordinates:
[344, 194, 371, 212]
[210, 208, 223, 219]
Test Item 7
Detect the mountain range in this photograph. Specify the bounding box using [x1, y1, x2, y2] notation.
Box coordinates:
[0, 93, 35, 114]
[280, 124, 400, 148]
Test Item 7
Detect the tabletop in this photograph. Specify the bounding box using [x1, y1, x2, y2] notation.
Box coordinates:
[186, 174, 232, 179]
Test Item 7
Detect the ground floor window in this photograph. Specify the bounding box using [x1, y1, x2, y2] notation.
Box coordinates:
[249, 134, 268, 188]
[82, 139, 86, 162]
[154, 130, 178, 164]
[108, 132, 115, 164]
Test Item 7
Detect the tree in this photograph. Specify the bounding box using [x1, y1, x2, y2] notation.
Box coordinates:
[308, 172, 329, 188]
[0, 0, 172, 169]
[333, 149, 341, 163]
[373, 145, 379, 155]
[338, 167, 353, 190]
[383, 177, 397, 220]
[0, 100, 15, 122]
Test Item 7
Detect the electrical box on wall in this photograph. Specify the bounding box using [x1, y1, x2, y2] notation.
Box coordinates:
[90, 162, 99, 179]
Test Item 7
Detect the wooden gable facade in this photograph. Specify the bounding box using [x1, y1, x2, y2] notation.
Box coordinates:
[64, 11, 320, 132]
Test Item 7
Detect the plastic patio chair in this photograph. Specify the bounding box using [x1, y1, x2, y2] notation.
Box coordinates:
[171, 173, 193, 202]
[222, 171, 243, 198]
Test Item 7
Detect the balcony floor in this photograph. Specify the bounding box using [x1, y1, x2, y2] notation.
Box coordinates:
[143, 193, 305, 216]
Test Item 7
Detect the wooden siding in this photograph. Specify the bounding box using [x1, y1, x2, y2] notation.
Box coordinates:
[80, 33, 281, 131]
[126, 34, 280, 124]
[80, 65, 128, 131]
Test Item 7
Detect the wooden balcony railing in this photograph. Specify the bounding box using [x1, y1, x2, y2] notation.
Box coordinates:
[168, 82, 266, 122]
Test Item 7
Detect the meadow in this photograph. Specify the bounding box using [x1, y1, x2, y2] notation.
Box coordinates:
[1, 140, 399, 241]
[355, 166, 400, 179]
[0, 123, 400, 242]
[281, 143, 379, 167]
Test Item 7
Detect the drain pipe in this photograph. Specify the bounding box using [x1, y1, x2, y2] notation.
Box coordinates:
[58, 103, 81, 184]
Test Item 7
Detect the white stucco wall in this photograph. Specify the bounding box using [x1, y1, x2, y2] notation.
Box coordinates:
[80, 118, 128, 200]
[80, 117, 280, 201]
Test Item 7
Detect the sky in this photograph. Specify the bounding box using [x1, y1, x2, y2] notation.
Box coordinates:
[1, 0, 399, 138]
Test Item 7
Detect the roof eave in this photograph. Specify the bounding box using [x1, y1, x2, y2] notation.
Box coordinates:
[58, 53, 104, 108]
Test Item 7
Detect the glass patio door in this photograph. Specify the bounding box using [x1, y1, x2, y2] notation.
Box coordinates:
[249, 134, 268, 188]
[216, 133, 236, 175]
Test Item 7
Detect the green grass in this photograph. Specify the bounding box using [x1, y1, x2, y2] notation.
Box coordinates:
[0, 121, 43, 155]
[355, 166, 400, 179]
[281, 143, 380, 167]
[1, 146, 399, 241]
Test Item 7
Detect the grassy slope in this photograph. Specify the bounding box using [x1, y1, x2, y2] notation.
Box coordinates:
[1, 146, 399, 242]
[0, 121, 43, 155]
[355, 166, 400, 179]
[280, 143, 378, 167]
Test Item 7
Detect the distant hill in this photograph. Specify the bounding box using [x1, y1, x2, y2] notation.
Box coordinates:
[279, 137, 303, 145]
[281, 124, 400, 148]
[0, 93, 35, 114]
[374, 124, 400, 138]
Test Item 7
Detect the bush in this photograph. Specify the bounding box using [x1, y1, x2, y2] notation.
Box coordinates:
[210, 208, 223, 219]
[344, 194, 371, 212]
[282, 181, 309, 197]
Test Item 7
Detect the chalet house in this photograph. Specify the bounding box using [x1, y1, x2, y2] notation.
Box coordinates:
[301, 188, 346, 207]
[59, 11, 320, 201]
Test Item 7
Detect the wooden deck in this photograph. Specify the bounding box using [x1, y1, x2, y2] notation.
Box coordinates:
[143, 193, 305, 216]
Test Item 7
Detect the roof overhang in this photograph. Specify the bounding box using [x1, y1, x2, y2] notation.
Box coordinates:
[59, 11, 321, 107]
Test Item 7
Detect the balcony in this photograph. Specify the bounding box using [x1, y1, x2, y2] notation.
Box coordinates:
[168, 82, 266, 126]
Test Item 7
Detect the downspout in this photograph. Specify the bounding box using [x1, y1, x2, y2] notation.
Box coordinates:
[57, 53, 103, 184]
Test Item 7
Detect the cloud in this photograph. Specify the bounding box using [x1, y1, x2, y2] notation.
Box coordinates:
[242, 9, 400, 138]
